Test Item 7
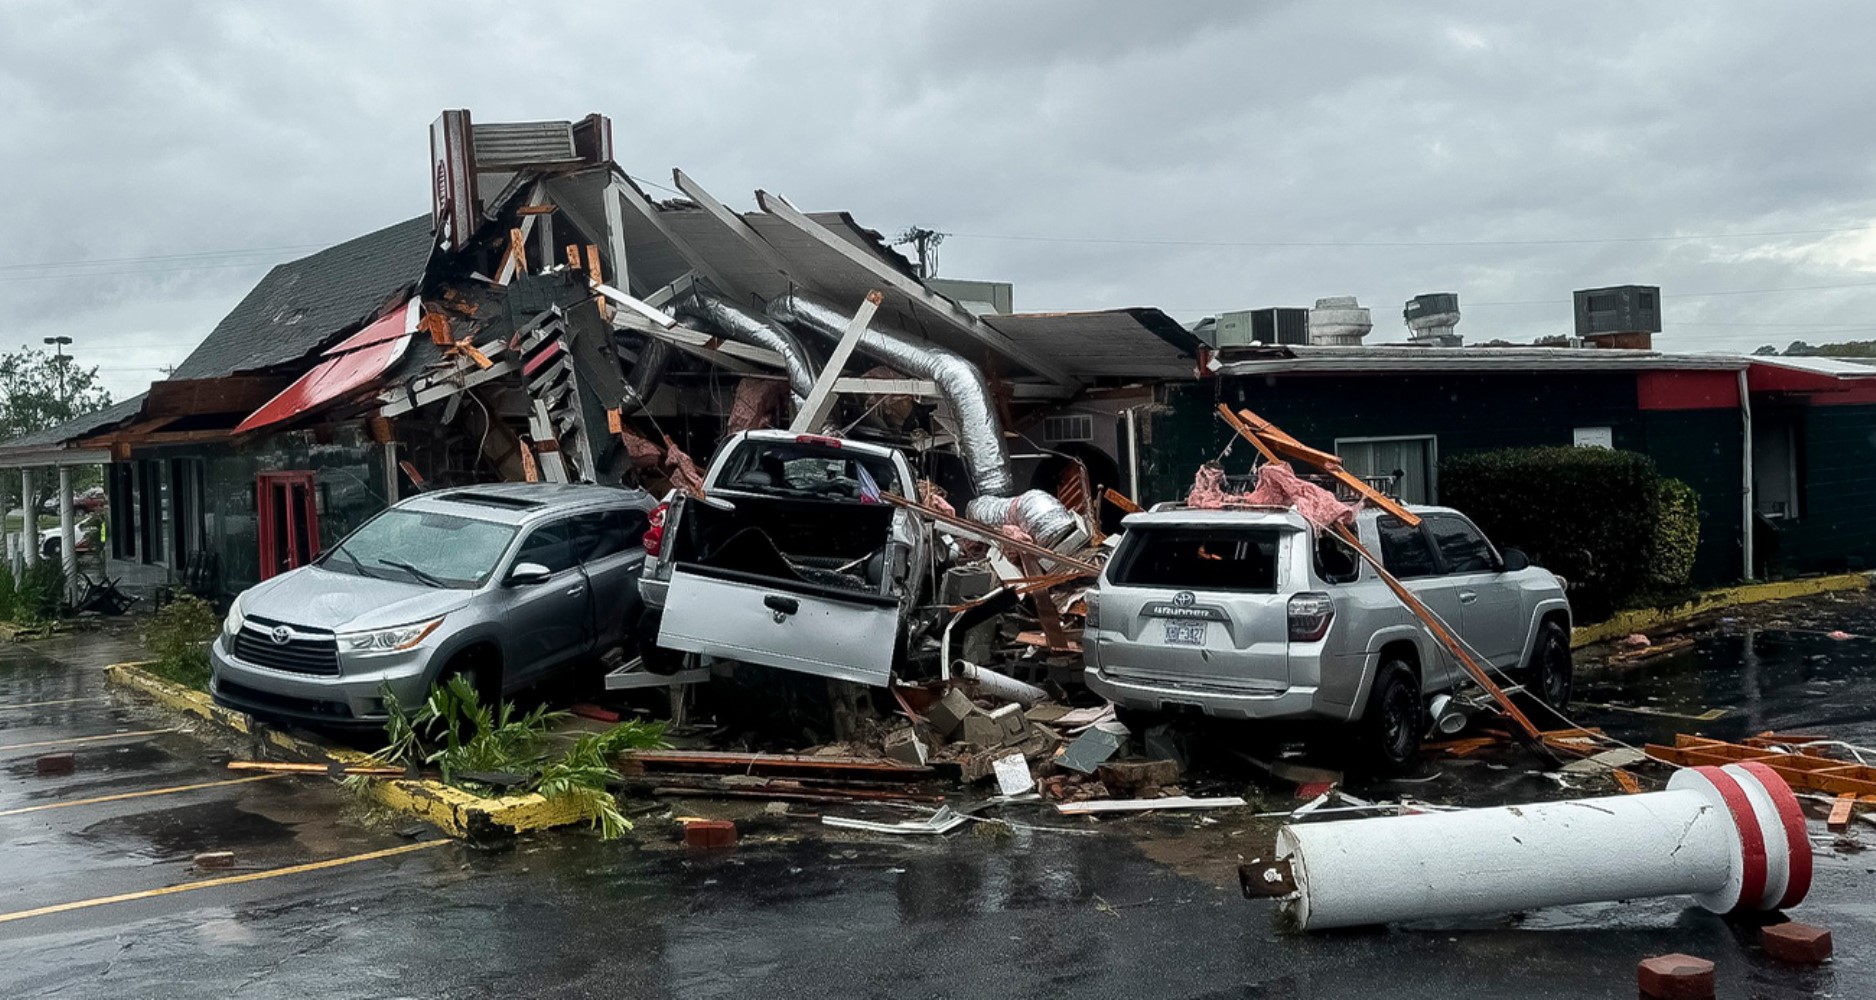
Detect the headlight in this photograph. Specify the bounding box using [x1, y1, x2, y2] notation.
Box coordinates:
[222, 594, 246, 638]
[339, 618, 444, 656]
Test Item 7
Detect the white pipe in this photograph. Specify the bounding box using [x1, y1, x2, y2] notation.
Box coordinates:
[21, 468, 37, 568]
[1272, 763, 1809, 931]
[58, 466, 76, 600]
[1740, 369, 1755, 580]
[951, 659, 1047, 707]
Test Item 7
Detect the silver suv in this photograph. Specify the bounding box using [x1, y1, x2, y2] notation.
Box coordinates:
[210, 483, 655, 728]
[1083, 504, 1571, 768]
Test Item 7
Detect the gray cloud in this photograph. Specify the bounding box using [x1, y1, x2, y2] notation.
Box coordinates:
[5, 0, 1876, 401]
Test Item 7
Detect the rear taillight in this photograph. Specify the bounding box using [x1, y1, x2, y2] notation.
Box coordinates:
[1287, 592, 1334, 642]
[642, 503, 668, 557]
[795, 433, 842, 449]
[1083, 591, 1101, 630]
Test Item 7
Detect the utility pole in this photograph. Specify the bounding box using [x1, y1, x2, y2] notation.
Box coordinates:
[43, 336, 72, 408]
[893, 227, 946, 280]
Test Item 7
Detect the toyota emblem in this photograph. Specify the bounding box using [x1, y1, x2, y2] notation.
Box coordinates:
[1173, 591, 1196, 608]
[269, 625, 292, 645]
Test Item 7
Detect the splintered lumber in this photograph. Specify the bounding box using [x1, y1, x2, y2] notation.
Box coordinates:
[1645, 734, 1876, 797]
[1217, 405, 1420, 527]
[622, 749, 933, 779]
[881, 491, 1102, 577]
[1103, 487, 1144, 514]
[1828, 793, 1857, 831]
[1215, 404, 1281, 463]
[227, 761, 405, 777]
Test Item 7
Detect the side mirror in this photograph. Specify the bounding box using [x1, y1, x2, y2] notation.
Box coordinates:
[1500, 549, 1530, 572]
[506, 562, 552, 586]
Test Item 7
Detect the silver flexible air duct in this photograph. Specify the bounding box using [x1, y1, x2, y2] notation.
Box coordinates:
[768, 290, 1015, 497]
[676, 292, 818, 403]
[963, 490, 1081, 549]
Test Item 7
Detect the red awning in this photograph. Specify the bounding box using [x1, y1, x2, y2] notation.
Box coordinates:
[235, 303, 413, 434]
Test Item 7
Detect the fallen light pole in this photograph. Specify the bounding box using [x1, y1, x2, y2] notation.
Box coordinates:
[1241, 763, 1812, 931]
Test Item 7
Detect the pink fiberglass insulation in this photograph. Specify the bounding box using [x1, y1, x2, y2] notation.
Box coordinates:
[1246, 462, 1355, 529]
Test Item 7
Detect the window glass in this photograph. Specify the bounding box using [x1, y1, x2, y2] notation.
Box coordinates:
[513, 520, 577, 574]
[716, 440, 902, 501]
[1376, 517, 1438, 579]
[1110, 527, 1282, 592]
[1338, 437, 1434, 505]
[571, 509, 646, 563]
[1315, 532, 1360, 584]
[323, 509, 519, 588]
[1425, 515, 1497, 574]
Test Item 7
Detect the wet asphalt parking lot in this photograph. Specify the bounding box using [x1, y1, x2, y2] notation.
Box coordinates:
[3, 596, 1875, 999]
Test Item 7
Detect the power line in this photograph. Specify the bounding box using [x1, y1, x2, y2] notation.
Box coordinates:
[942, 224, 1876, 249]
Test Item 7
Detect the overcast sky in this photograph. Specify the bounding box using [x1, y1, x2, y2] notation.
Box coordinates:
[6, 1, 1876, 400]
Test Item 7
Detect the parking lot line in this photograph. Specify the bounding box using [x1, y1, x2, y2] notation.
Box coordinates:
[0, 728, 178, 753]
[0, 697, 109, 711]
[0, 774, 289, 818]
[0, 839, 451, 925]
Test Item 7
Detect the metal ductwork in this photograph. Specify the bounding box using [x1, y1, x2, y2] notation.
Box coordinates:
[768, 290, 1015, 497]
[962, 490, 1082, 549]
[676, 292, 819, 403]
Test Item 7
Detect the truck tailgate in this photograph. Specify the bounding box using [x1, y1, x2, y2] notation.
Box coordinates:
[658, 567, 900, 686]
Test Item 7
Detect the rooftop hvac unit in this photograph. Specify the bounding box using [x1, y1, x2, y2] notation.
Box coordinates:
[1574, 285, 1662, 336]
[1404, 293, 1462, 347]
[1308, 296, 1372, 345]
[1214, 308, 1310, 348]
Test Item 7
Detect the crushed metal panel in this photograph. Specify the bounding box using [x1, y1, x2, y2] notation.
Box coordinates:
[657, 570, 900, 687]
[982, 308, 1205, 379]
[235, 306, 413, 434]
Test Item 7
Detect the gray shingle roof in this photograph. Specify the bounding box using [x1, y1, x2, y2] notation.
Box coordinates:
[169, 215, 435, 380]
[0, 393, 148, 455]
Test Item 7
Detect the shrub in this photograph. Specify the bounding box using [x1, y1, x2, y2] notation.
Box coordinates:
[0, 561, 15, 621]
[1646, 478, 1701, 594]
[1440, 447, 1690, 619]
[140, 595, 219, 690]
[11, 560, 66, 624]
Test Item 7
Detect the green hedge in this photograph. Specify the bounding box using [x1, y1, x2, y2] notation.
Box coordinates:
[1440, 447, 1699, 619]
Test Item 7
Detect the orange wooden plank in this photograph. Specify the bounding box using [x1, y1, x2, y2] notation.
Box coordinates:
[1613, 769, 1643, 794]
[1215, 404, 1279, 463]
[1828, 793, 1856, 832]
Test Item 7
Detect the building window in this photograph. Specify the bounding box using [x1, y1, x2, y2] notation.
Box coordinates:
[1754, 411, 1803, 520]
[107, 463, 137, 561]
[1337, 435, 1437, 505]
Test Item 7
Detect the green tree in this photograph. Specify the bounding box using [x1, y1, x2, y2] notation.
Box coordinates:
[0, 346, 114, 529]
[0, 346, 112, 441]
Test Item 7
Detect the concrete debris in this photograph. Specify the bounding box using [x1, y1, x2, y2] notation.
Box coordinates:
[883, 726, 931, 767]
[193, 851, 237, 870]
[992, 753, 1036, 797]
[1056, 723, 1127, 775]
[959, 704, 1030, 748]
[1094, 759, 1181, 796]
[1559, 746, 1650, 775]
[925, 688, 975, 738]
[1256, 764, 1811, 931]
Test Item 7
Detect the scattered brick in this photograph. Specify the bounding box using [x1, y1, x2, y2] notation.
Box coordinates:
[194, 851, 236, 870]
[1761, 922, 1832, 964]
[1638, 954, 1714, 999]
[35, 753, 75, 777]
[683, 819, 737, 849]
[569, 703, 621, 723]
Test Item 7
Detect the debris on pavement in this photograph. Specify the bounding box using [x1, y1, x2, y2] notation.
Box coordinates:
[682, 818, 738, 849]
[1760, 922, 1833, 965]
[1247, 763, 1811, 932]
[1057, 795, 1248, 816]
[823, 805, 968, 837]
[1637, 954, 1715, 1000]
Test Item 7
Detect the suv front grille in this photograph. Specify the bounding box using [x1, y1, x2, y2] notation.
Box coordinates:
[233, 616, 340, 676]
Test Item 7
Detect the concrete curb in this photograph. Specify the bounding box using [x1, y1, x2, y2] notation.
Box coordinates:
[103, 661, 592, 840]
[1573, 572, 1875, 649]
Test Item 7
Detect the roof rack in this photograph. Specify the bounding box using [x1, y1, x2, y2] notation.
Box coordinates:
[444, 492, 547, 511]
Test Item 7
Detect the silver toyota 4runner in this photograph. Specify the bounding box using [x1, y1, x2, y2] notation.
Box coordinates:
[1083, 504, 1572, 769]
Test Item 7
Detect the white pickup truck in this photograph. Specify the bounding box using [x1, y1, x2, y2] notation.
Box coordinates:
[635, 430, 932, 686]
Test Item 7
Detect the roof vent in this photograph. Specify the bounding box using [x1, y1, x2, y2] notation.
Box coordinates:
[1308, 297, 1372, 345]
[1404, 293, 1462, 347]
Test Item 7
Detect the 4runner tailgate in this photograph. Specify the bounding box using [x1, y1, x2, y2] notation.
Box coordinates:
[658, 566, 900, 686]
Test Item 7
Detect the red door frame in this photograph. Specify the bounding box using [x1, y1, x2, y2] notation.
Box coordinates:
[257, 471, 321, 580]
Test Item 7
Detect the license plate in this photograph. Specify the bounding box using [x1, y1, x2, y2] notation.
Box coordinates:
[1162, 621, 1208, 646]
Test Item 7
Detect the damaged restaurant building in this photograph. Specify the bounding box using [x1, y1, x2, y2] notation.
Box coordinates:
[0, 111, 1201, 600]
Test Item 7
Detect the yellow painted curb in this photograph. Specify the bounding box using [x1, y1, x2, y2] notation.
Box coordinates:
[104, 662, 593, 840]
[1572, 572, 1875, 648]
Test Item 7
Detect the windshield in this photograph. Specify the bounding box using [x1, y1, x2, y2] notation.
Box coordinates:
[321, 508, 518, 589]
[1109, 526, 1285, 592]
[715, 440, 903, 501]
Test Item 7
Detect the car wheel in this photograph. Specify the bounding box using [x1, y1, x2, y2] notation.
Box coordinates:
[1528, 621, 1573, 711]
[440, 648, 502, 709]
[1361, 660, 1422, 774]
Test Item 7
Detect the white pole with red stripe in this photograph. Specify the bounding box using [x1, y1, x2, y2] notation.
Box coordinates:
[1269, 764, 1812, 931]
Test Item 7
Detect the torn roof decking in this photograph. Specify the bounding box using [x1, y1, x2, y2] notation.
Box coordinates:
[545, 168, 1079, 390]
[0, 393, 148, 465]
[982, 308, 1205, 380]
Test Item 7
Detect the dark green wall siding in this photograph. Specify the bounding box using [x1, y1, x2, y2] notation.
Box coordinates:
[1776, 404, 1876, 573]
[1144, 373, 1746, 584]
